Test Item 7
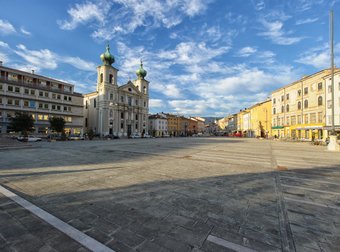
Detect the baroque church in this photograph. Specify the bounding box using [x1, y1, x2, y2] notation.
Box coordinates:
[83, 45, 149, 137]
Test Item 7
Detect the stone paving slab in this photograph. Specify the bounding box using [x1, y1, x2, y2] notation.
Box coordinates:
[1, 137, 340, 251]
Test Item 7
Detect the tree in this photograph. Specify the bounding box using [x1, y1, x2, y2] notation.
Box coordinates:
[49, 117, 66, 136]
[9, 112, 34, 136]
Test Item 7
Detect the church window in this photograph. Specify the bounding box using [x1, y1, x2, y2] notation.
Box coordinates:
[100, 73, 103, 83]
[128, 97, 132, 106]
[286, 104, 289, 112]
[144, 101, 146, 107]
[94, 99, 96, 108]
[135, 123, 138, 129]
[110, 93, 113, 100]
[121, 122, 124, 129]
[121, 96, 124, 102]
[297, 101, 301, 110]
[121, 112, 124, 119]
[135, 114, 138, 120]
[318, 96, 322, 106]
[143, 86, 146, 94]
[273, 108, 276, 114]
[109, 74, 113, 84]
[304, 99, 308, 108]
[128, 88, 132, 92]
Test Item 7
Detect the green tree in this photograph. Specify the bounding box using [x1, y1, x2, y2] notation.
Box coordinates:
[9, 112, 34, 136]
[49, 117, 66, 136]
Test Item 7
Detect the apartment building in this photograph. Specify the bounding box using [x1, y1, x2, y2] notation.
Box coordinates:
[271, 68, 339, 140]
[0, 64, 83, 135]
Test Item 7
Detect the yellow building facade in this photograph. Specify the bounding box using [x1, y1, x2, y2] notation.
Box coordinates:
[249, 100, 272, 138]
[271, 69, 339, 141]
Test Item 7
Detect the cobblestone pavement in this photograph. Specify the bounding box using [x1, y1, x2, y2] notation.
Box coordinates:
[0, 137, 339, 251]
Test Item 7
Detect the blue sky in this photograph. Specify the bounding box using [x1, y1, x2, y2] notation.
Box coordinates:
[0, 0, 339, 117]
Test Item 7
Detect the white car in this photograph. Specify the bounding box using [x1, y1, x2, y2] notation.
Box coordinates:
[143, 133, 151, 138]
[17, 135, 42, 142]
[130, 133, 141, 138]
[68, 134, 85, 140]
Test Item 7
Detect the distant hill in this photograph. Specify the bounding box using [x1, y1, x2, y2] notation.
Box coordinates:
[202, 117, 221, 124]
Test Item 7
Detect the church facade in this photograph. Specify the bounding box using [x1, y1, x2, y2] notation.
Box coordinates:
[83, 45, 149, 137]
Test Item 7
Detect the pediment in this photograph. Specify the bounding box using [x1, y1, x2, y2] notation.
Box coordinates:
[119, 81, 141, 94]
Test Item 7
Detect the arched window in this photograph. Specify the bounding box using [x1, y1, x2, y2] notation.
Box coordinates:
[304, 99, 308, 108]
[298, 101, 301, 110]
[143, 86, 146, 94]
[281, 105, 284, 113]
[318, 96, 322, 106]
[94, 98, 96, 108]
[273, 108, 276, 114]
[100, 73, 103, 83]
[286, 104, 289, 112]
[109, 74, 113, 84]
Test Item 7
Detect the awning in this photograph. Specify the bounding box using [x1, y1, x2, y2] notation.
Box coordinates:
[272, 126, 284, 129]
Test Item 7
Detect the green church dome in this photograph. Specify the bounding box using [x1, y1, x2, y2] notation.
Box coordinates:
[136, 60, 147, 79]
[100, 44, 115, 66]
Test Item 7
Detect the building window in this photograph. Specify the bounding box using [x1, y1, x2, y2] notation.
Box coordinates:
[318, 112, 323, 123]
[135, 114, 138, 120]
[286, 104, 289, 112]
[304, 99, 308, 108]
[327, 100, 332, 109]
[310, 113, 316, 123]
[121, 112, 124, 119]
[286, 93, 289, 100]
[281, 95, 284, 101]
[85, 100, 88, 109]
[291, 116, 296, 125]
[94, 99, 96, 108]
[110, 93, 113, 100]
[135, 99, 138, 105]
[57, 94, 61, 100]
[328, 85, 332, 93]
[44, 104, 49, 109]
[128, 97, 132, 106]
[121, 96, 124, 102]
[318, 82, 322, 90]
[121, 122, 124, 129]
[29, 101, 35, 108]
[30, 89, 35, 95]
[286, 116, 290, 125]
[0, 84, 2, 90]
[15, 87, 20, 93]
[298, 101, 301, 110]
[52, 93, 56, 99]
[135, 123, 138, 129]
[304, 114, 309, 124]
[281, 105, 284, 113]
[52, 105, 56, 110]
[109, 74, 113, 84]
[143, 86, 146, 94]
[144, 101, 146, 107]
[64, 96, 68, 101]
[8, 86, 13, 92]
[298, 115, 302, 124]
[318, 96, 322, 106]
[39, 91, 44, 97]
[24, 89, 29, 94]
[298, 90, 301, 96]
[100, 73, 103, 83]
[45, 92, 49, 97]
[273, 98, 276, 104]
[304, 87, 308, 95]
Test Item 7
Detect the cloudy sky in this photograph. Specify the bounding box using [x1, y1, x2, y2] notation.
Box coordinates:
[0, 0, 339, 117]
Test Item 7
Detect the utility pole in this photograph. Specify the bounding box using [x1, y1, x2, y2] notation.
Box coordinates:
[330, 10, 335, 135]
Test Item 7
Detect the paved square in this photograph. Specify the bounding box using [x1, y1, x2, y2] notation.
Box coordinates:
[0, 137, 340, 251]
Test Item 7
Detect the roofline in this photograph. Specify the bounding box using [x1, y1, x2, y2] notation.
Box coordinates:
[271, 68, 340, 94]
[0, 65, 76, 87]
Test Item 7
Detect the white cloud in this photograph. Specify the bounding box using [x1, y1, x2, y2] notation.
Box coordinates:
[0, 19, 16, 35]
[59, 0, 212, 40]
[20, 27, 31, 36]
[13, 44, 96, 72]
[237, 47, 257, 57]
[252, 0, 265, 11]
[149, 99, 165, 108]
[258, 19, 304, 45]
[58, 2, 105, 30]
[296, 18, 319, 25]
[295, 43, 340, 69]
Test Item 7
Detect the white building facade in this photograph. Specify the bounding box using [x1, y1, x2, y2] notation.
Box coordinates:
[84, 45, 149, 137]
[149, 114, 168, 137]
[0, 64, 83, 135]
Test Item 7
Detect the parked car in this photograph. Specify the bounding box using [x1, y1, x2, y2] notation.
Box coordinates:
[68, 134, 85, 140]
[163, 134, 170, 138]
[17, 135, 42, 142]
[143, 133, 151, 138]
[130, 133, 141, 138]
